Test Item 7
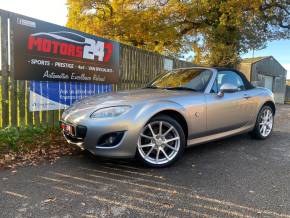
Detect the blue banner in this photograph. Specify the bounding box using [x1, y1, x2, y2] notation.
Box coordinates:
[29, 81, 112, 111]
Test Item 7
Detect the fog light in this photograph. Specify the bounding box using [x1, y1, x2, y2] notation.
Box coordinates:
[107, 136, 115, 144]
[97, 131, 125, 147]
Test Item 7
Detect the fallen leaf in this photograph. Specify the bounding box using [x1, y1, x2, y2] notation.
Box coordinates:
[4, 154, 12, 161]
[0, 131, 81, 170]
[43, 197, 56, 203]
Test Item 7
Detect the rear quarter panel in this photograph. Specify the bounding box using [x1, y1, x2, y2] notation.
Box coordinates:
[249, 87, 275, 125]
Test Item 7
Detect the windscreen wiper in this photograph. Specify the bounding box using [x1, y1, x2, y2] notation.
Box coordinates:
[144, 85, 159, 89]
[165, 87, 197, 91]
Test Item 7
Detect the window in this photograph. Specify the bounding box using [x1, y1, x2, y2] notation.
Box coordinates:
[147, 69, 212, 92]
[211, 71, 246, 93]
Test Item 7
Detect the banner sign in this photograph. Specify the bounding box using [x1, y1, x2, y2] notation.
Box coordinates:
[30, 81, 112, 111]
[12, 14, 120, 83]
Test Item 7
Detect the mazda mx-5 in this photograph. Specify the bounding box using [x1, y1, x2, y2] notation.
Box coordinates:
[61, 67, 275, 167]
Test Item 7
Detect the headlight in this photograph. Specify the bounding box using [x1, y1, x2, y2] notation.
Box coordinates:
[90, 106, 131, 119]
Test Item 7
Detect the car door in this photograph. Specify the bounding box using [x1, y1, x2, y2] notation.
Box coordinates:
[205, 70, 256, 134]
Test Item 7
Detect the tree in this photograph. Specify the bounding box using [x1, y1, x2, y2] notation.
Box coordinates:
[67, 0, 290, 67]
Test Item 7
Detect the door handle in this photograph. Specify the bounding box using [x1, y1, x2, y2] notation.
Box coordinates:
[243, 94, 252, 99]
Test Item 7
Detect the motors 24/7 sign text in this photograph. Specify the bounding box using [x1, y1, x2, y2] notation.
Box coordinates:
[12, 15, 120, 83]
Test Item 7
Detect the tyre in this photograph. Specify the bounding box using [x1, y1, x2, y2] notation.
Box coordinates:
[136, 115, 186, 168]
[250, 105, 274, 139]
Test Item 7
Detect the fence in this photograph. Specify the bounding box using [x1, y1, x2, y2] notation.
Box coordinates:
[286, 86, 290, 104]
[0, 10, 194, 128]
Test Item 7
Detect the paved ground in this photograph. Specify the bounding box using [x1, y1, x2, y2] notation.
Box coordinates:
[0, 105, 290, 218]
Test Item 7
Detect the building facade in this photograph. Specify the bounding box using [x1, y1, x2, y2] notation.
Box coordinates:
[238, 56, 287, 104]
[286, 80, 290, 104]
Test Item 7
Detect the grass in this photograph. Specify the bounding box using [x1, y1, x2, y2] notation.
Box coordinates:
[0, 126, 61, 153]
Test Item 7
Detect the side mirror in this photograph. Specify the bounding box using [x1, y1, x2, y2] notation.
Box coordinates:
[217, 83, 239, 97]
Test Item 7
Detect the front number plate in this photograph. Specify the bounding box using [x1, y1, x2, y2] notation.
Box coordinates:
[62, 123, 76, 136]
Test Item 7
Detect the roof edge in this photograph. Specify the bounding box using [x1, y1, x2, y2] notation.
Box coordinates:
[241, 56, 287, 72]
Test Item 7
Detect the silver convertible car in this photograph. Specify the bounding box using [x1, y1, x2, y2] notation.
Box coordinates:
[61, 67, 275, 167]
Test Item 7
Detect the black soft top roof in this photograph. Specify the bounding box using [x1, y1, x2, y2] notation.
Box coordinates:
[214, 67, 254, 90]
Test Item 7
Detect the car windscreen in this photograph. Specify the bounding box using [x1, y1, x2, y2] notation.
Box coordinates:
[146, 69, 212, 92]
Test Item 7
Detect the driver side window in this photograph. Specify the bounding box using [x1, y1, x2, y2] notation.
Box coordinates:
[211, 71, 246, 93]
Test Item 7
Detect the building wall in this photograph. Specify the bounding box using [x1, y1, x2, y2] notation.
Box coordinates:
[239, 57, 287, 104]
[286, 86, 290, 104]
[237, 63, 252, 81]
[251, 57, 286, 103]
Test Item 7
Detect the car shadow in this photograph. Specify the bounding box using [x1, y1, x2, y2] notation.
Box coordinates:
[74, 132, 258, 170]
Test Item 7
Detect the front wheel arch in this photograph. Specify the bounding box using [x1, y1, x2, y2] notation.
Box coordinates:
[150, 110, 188, 141]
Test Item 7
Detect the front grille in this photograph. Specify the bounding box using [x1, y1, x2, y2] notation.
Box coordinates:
[61, 122, 87, 144]
[76, 125, 87, 138]
[64, 133, 85, 144]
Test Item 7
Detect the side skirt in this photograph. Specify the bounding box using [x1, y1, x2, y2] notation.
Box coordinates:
[186, 124, 254, 147]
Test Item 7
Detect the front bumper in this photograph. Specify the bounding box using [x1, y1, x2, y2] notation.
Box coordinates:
[60, 117, 143, 158]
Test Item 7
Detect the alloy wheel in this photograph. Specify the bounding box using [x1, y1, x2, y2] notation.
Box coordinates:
[259, 108, 273, 137]
[137, 121, 180, 165]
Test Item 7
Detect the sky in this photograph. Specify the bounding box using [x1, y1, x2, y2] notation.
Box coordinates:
[0, 0, 68, 26]
[0, 0, 289, 79]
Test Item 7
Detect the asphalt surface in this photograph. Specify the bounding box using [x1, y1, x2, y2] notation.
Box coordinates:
[0, 105, 290, 218]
